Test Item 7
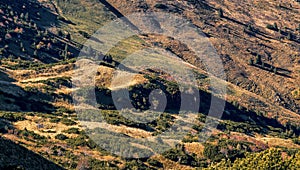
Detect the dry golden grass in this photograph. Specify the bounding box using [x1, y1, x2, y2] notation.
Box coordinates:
[258, 136, 300, 149]
[14, 116, 80, 139]
[108, 72, 147, 90]
[154, 155, 195, 170]
[80, 121, 152, 138]
[184, 143, 204, 158]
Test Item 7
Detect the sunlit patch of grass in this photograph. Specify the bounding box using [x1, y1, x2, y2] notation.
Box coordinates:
[54, 0, 115, 42]
[105, 35, 147, 62]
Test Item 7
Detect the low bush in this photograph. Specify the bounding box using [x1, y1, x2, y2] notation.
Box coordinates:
[67, 135, 87, 147]
[18, 129, 46, 140]
[55, 134, 68, 140]
[50, 117, 61, 123]
[61, 118, 77, 126]
[63, 128, 81, 134]
[162, 148, 198, 166]
[0, 112, 25, 122]
[292, 138, 300, 145]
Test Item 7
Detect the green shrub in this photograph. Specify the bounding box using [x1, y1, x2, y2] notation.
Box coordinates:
[50, 117, 61, 123]
[88, 158, 117, 168]
[19, 129, 46, 140]
[67, 135, 87, 147]
[292, 138, 300, 145]
[124, 160, 149, 170]
[207, 148, 300, 169]
[56, 106, 73, 114]
[198, 113, 207, 123]
[203, 144, 225, 161]
[55, 134, 68, 140]
[182, 134, 199, 143]
[63, 128, 81, 134]
[163, 148, 198, 166]
[86, 139, 97, 149]
[266, 23, 279, 31]
[61, 118, 77, 126]
[0, 112, 25, 122]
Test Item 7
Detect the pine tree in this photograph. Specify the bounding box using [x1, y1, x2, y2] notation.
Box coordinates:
[20, 13, 24, 19]
[218, 8, 224, 18]
[66, 32, 71, 40]
[273, 67, 277, 74]
[25, 12, 29, 21]
[10, 10, 14, 17]
[287, 32, 292, 40]
[247, 24, 253, 32]
[106, 55, 112, 63]
[255, 55, 262, 65]
[248, 58, 254, 65]
[58, 30, 63, 37]
[60, 44, 69, 60]
[273, 22, 278, 31]
[34, 50, 38, 57]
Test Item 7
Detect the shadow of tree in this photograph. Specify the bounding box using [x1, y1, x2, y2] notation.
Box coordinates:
[251, 63, 292, 78]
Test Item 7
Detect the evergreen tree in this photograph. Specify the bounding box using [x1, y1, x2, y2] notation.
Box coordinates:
[247, 24, 253, 32]
[106, 55, 112, 63]
[255, 55, 262, 65]
[66, 32, 71, 40]
[64, 44, 68, 60]
[248, 58, 254, 65]
[25, 12, 29, 21]
[206, 148, 298, 169]
[10, 10, 14, 17]
[218, 8, 224, 18]
[20, 13, 24, 19]
[273, 67, 277, 74]
[58, 30, 63, 37]
[33, 50, 38, 57]
[287, 32, 292, 40]
[273, 22, 278, 31]
[60, 44, 69, 60]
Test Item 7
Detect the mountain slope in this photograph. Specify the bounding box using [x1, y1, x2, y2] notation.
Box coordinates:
[0, 0, 299, 169]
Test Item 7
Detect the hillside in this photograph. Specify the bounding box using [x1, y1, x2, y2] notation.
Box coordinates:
[0, 0, 299, 169]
